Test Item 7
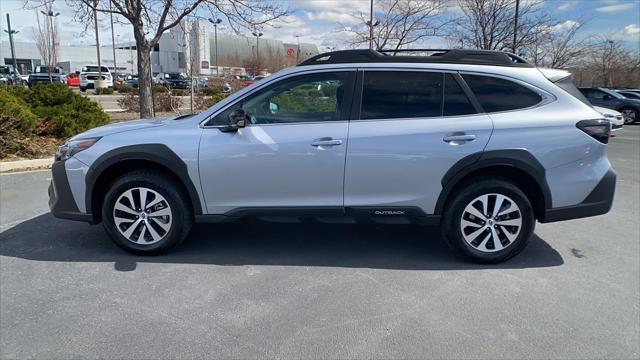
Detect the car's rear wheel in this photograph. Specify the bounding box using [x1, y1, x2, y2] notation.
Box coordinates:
[442, 178, 535, 263]
[80, 86, 86, 92]
[102, 170, 193, 255]
[620, 107, 638, 124]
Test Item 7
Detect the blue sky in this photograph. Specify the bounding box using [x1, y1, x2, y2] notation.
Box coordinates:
[1, 0, 638, 51]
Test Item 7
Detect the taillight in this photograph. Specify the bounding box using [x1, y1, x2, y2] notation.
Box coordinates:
[576, 119, 611, 144]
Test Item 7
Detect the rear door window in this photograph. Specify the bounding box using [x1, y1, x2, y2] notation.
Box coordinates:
[462, 74, 542, 113]
[361, 71, 443, 120]
[444, 74, 476, 116]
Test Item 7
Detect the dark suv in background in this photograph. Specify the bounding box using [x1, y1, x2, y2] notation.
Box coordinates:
[579, 87, 640, 124]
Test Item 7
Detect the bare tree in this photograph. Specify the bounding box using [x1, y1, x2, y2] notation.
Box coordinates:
[581, 37, 639, 87]
[450, 0, 552, 52]
[523, 19, 588, 68]
[26, 0, 288, 118]
[32, 9, 60, 82]
[342, 0, 451, 51]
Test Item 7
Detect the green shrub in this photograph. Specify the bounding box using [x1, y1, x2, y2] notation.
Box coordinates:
[34, 95, 110, 137]
[172, 88, 187, 96]
[202, 87, 222, 96]
[205, 92, 228, 108]
[114, 84, 134, 93]
[0, 88, 38, 135]
[16, 83, 110, 138]
[27, 83, 73, 108]
[95, 87, 114, 95]
[152, 84, 168, 94]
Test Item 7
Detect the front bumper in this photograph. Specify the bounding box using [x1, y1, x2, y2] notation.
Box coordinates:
[540, 168, 616, 223]
[49, 160, 93, 222]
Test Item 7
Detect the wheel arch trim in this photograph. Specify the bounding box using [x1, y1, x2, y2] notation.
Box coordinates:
[434, 149, 552, 216]
[84, 144, 203, 222]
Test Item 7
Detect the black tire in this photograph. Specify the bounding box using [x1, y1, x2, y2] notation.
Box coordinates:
[441, 177, 535, 264]
[619, 107, 638, 124]
[80, 86, 86, 92]
[101, 169, 193, 255]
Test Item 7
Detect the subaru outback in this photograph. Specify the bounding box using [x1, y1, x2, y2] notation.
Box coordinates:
[49, 49, 616, 263]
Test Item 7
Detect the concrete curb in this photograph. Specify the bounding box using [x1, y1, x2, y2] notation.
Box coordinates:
[0, 158, 53, 173]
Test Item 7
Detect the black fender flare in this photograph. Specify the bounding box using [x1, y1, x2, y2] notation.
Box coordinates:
[433, 149, 552, 215]
[85, 144, 203, 219]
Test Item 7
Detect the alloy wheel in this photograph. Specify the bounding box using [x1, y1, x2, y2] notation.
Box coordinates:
[460, 193, 522, 253]
[621, 109, 637, 124]
[113, 187, 172, 245]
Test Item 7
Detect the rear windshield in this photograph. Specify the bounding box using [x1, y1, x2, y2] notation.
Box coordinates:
[554, 75, 591, 106]
[82, 66, 110, 73]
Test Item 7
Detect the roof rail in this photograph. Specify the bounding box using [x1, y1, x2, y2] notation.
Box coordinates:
[298, 48, 532, 68]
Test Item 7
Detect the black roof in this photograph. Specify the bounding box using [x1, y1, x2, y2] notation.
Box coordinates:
[298, 49, 533, 68]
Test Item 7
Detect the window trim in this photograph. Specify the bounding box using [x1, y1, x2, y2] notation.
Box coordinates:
[201, 68, 357, 128]
[458, 71, 556, 114]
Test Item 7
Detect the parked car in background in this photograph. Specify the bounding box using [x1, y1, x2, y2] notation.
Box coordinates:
[66, 72, 80, 87]
[616, 90, 640, 100]
[593, 106, 624, 130]
[28, 66, 64, 87]
[49, 49, 616, 264]
[79, 65, 113, 92]
[0, 65, 20, 85]
[154, 72, 190, 89]
[579, 87, 640, 124]
[125, 74, 139, 88]
[20, 71, 30, 85]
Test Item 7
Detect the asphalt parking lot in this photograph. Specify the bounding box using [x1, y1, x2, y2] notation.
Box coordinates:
[1, 126, 638, 359]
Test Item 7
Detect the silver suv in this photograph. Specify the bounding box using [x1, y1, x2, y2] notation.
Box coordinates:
[49, 49, 616, 263]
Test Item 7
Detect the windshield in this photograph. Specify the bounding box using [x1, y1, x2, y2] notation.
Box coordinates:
[0, 67, 9, 74]
[166, 73, 187, 80]
[82, 66, 110, 73]
[554, 75, 591, 106]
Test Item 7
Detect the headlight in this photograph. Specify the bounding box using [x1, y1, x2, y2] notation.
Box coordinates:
[55, 137, 101, 161]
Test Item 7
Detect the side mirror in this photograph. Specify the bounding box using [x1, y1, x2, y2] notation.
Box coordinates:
[220, 108, 248, 132]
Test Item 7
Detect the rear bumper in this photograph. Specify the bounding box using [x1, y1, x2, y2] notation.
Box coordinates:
[540, 168, 616, 223]
[49, 161, 94, 222]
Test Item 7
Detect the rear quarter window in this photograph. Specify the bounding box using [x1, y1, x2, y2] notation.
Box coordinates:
[462, 74, 542, 113]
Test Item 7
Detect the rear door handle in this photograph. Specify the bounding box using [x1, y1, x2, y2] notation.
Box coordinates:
[311, 137, 343, 147]
[443, 134, 477, 144]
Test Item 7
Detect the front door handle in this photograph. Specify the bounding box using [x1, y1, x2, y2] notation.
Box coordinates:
[311, 137, 343, 148]
[443, 133, 477, 145]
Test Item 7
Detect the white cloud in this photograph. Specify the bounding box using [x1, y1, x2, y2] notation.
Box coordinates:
[623, 24, 640, 35]
[305, 11, 360, 24]
[292, 0, 366, 13]
[557, 2, 573, 11]
[551, 20, 580, 33]
[596, 3, 635, 12]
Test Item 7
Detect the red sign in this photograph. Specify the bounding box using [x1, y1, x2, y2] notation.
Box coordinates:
[286, 47, 296, 58]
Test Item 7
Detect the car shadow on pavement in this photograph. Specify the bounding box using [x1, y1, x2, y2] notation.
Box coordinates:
[0, 213, 564, 271]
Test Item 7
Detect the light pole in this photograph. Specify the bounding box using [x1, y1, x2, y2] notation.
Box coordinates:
[109, 0, 117, 74]
[40, 8, 60, 83]
[513, 0, 520, 53]
[91, 0, 104, 89]
[4, 14, 19, 81]
[208, 18, 222, 76]
[295, 34, 301, 63]
[367, 0, 379, 50]
[252, 31, 263, 75]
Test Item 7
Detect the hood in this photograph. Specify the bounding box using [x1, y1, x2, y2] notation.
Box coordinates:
[70, 116, 175, 139]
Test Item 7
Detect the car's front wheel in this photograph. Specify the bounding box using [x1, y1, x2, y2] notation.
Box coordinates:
[442, 178, 535, 263]
[102, 170, 193, 255]
[620, 107, 638, 124]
